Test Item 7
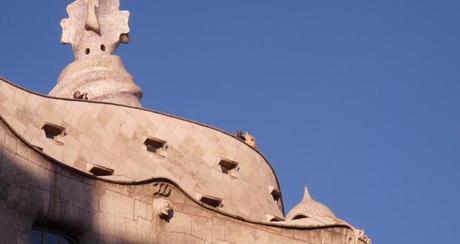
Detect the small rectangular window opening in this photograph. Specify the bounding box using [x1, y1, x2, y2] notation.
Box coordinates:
[42, 123, 66, 140]
[88, 164, 114, 176]
[199, 195, 223, 208]
[144, 137, 167, 153]
[218, 159, 239, 174]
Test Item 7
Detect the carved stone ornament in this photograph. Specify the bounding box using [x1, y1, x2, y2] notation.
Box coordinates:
[152, 182, 172, 197]
[348, 229, 371, 244]
[243, 132, 257, 148]
[356, 229, 371, 244]
[49, 0, 143, 107]
[60, 0, 130, 58]
[153, 198, 174, 222]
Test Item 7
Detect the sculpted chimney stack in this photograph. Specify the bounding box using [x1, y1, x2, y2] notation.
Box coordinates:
[49, 0, 143, 107]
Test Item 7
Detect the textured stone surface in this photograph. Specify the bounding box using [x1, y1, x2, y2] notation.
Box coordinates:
[286, 187, 337, 220]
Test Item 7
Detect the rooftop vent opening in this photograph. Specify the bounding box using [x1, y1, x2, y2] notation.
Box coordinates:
[42, 123, 66, 140]
[199, 195, 223, 208]
[269, 186, 281, 202]
[292, 214, 308, 220]
[218, 158, 239, 174]
[265, 215, 284, 222]
[144, 137, 167, 156]
[88, 164, 114, 176]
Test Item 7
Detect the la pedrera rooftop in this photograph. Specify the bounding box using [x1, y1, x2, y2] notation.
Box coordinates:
[0, 0, 370, 243]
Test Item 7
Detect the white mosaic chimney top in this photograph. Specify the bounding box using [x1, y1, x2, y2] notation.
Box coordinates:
[50, 0, 143, 107]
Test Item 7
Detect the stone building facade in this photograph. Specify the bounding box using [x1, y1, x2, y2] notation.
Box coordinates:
[0, 0, 370, 243]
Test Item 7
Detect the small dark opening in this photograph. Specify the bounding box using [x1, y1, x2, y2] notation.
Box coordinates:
[144, 137, 166, 153]
[271, 188, 281, 202]
[100, 44, 106, 51]
[269, 216, 284, 222]
[42, 123, 65, 140]
[89, 164, 114, 176]
[85, 48, 90, 55]
[199, 195, 222, 208]
[219, 159, 238, 174]
[292, 214, 308, 220]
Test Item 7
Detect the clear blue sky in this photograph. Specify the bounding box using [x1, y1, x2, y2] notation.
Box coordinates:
[1, 1, 460, 243]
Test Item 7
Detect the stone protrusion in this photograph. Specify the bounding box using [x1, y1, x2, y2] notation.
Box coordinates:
[154, 198, 174, 222]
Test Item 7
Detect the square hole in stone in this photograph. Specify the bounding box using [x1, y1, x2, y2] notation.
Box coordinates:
[88, 164, 114, 176]
[218, 158, 239, 174]
[199, 195, 223, 208]
[144, 137, 167, 153]
[42, 123, 65, 139]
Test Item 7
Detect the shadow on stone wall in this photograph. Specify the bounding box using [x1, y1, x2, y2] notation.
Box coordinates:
[0, 119, 131, 243]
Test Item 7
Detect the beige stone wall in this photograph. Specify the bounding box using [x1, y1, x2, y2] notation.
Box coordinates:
[0, 78, 283, 221]
[0, 115, 361, 244]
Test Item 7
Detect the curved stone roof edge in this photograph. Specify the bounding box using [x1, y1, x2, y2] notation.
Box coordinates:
[0, 110, 355, 231]
[0, 76, 286, 215]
